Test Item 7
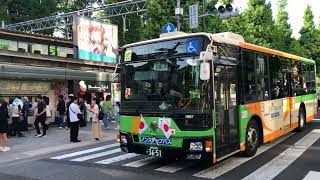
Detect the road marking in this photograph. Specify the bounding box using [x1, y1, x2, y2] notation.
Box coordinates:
[303, 171, 320, 180]
[122, 157, 156, 168]
[50, 143, 119, 160]
[95, 153, 140, 165]
[194, 132, 294, 179]
[155, 161, 194, 173]
[71, 148, 121, 162]
[243, 129, 320, 180]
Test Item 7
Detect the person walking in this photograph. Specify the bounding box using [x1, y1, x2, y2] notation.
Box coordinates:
[69, 96, 81, 143]
[43, 96, 51, 130]
[88, 99, 103, 141]
[34, 96, 47, 137]
[113, 102, 120, 129]
[56, 95, 65, 128]
[11, 100, 24, 137]
[22, 97, 30, 131]
[102, 96, 113, 129]
[0, 100, 10, 152]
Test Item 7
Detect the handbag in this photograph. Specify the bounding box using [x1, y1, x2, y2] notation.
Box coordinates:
[98, 105, 104, 120]
[69, 106, 86, 127]
[46, 105, 52, 118]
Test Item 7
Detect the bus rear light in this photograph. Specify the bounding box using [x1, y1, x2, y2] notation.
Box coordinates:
[205, 140, 213, 152]
[116, 133, 120, 143]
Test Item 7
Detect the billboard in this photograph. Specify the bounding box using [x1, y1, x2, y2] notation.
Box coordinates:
[74, 16, 118, 63]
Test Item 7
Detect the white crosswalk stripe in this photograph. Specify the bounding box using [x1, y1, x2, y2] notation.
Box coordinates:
[71, 148, 121, 162]
[49, 127, 320, 179]
[122, 157, 156, 168]
[193, 132, 294, 179]
[155, 161, 194, 173]
[95, 153, 140, 165]
[243, 129, 320, 180]
[50, 143, 119, 160]
[303, 171, 320, 180]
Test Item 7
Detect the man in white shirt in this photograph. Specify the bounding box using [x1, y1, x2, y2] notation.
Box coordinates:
[11, 102, 24, 137]
[68, 96, 81, 143]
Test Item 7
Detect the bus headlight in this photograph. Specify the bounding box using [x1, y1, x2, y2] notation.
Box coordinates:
[120, 135, 128, 144]
[189, 142, 203, 151]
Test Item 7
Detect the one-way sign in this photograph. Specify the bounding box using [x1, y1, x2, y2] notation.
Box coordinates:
[163, 23, 175, 33]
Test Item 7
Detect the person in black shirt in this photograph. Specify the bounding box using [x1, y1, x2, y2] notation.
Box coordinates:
[57, 95, 66, 128]
[34, 96, 47, 137]
[0, 100, 10, 152]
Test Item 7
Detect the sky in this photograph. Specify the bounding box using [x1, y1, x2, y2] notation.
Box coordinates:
[232, 0, 320, 38]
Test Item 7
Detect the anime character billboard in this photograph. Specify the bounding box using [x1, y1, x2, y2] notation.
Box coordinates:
[74, 16, 118, 63]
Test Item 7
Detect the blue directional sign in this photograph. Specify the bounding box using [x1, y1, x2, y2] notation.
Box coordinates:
[163, 23, 175, 33]
[186, 39, 199, 54]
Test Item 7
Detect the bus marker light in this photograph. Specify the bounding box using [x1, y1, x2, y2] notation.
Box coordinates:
[116, 133, 120, 142]
[205, 140, 213, 152]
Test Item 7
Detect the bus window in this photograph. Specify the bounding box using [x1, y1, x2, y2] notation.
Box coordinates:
[256, 54, 270, 101]
[243, 51, 256, 102]
[309, 65, 316, 93]
[292, 62, 305, 96]
[270, 56, 290, 99]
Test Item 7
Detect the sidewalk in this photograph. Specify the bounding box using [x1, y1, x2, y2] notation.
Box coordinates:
[0, 124, 118, 164]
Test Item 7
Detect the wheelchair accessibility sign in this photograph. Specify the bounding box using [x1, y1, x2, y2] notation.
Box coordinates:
[186, 40, 199, 54]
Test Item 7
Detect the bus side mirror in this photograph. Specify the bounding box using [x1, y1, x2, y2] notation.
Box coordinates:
[200, 62, 210, 80]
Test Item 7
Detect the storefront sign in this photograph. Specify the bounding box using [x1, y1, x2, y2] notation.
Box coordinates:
[0, 80, 50, 95]
[88, 84, 109, 92]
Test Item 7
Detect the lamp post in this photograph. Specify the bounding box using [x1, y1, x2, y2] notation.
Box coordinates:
[175, 0, 183, 31]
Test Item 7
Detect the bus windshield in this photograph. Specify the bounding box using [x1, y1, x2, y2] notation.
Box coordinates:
[121, 37, 211, 115]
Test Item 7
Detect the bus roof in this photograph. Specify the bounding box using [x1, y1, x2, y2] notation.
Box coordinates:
[240, 42, 315, 64]
[122, 32, 315, 64]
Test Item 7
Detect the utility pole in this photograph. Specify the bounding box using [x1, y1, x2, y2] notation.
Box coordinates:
[175, 0, 183, 31]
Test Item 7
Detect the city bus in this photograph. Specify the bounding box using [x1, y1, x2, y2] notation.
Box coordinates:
[118, 32, 317, 164]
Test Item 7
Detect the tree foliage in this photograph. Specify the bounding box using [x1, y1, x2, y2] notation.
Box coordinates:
[273, 0, 292, 51]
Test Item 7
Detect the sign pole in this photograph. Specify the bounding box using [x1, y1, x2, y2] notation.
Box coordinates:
[176, 0, 182, 31]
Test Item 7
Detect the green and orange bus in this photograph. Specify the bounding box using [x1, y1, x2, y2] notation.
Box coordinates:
[118, 32, 317, 164]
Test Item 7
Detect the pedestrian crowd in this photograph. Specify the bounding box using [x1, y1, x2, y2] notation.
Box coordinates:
[0, 94, 120, 152]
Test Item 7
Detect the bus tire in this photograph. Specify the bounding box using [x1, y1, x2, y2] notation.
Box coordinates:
[296, 107, 306, 132]
[243, 120, 259, 157]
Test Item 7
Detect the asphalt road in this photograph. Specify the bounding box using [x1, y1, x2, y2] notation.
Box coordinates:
[0, 120, 320, 180]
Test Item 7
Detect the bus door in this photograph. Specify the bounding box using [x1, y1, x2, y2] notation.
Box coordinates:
[214, 65, 240, 158]
[282, 72, 293, 130]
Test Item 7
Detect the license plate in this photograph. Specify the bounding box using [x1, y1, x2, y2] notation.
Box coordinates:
[146, 146, 162, 157]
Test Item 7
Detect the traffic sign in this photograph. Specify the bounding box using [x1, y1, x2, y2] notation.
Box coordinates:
[162, 23, 175, 33]
[189, 4, 198, 29]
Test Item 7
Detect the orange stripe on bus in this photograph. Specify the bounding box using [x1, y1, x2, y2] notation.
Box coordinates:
[264, 129, 285, 143]
[240, 144, 246, 151]
[307, 114, 315, 122]
[246, 102, 273, 132]
[131, 116, 140, 134]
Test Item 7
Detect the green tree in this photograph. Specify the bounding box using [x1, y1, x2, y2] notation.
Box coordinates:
[299, 5, 320, 70]
[142, 0, 177, 39]
[273, 0, 292, 51]
[242, 0, 275, 47]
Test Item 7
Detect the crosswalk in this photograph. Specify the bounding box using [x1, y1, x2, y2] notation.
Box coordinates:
[49, 128, 320, 179]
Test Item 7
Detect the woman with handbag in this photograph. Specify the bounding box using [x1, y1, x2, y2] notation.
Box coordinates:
[88, 99, 103, 141]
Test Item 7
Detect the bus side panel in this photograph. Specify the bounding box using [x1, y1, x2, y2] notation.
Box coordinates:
[295, 94, 317, 123]
[239, 99, 291, 150]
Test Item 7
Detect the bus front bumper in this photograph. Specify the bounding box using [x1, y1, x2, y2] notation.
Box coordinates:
[119, 132, 213, 160]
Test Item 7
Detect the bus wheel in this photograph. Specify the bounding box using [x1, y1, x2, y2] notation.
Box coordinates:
[296, 108, 306, 132]
[243, 120, 259, 157]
